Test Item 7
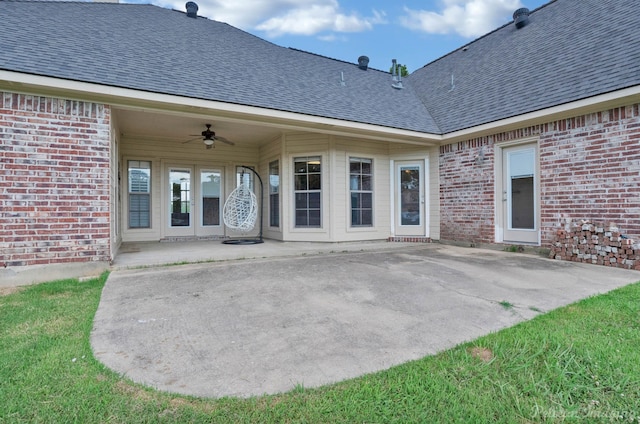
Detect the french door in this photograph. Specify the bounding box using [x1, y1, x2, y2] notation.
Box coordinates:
[165, 165, 224, 237]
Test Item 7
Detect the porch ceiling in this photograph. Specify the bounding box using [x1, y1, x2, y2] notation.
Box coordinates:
[114, 108, 282, 148]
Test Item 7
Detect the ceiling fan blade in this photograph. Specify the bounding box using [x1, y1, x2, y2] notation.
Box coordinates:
[182, 137, 200, 144]
[215, 136, 235, 146]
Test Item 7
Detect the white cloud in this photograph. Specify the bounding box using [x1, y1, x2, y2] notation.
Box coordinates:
[400, 0, 523, 38]
[155, 0, 386, 37]
[256, 2, 387, 37]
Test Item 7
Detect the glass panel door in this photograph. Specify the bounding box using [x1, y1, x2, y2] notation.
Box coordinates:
[395, 161, 425, 236]
[502, 144, 539, 243]
[169, 168, 192, 228]
[200, 170, 221, 226]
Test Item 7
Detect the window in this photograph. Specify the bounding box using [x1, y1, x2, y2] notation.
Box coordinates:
[294, 156, 321, 227]
[128, 160, 151, 228]
[350, 157, 373, 227]
[269, 160, 280, 227]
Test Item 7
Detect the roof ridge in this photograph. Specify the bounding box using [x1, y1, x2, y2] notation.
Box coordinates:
[287, 47, 389, 74]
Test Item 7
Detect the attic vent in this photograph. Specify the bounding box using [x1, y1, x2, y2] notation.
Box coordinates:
[358, 56, 369, 70]
[186, 1, 199, 18]
[513, 8, 530, 29]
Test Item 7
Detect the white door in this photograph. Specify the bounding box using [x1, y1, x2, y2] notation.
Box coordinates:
[394, 161, 426, 236]
[502, 144, 539, 244]
[165, 165, 224, 238]
[197, 168, 223, 237]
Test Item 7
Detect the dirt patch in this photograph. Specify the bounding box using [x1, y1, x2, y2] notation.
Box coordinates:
[468, 346, 494, 363]
[0, 286, 23, 297]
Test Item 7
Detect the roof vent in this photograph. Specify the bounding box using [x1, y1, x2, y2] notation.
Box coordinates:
[357, 56, 369, 70]
[391, 59, 403, 90]
[513, 8, 530, 29]
[186, 1, 199, 18]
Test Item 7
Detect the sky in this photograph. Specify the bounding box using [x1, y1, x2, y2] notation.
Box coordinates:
[128, 0, 549, 73]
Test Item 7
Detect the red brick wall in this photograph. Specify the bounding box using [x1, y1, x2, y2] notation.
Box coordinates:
[0, 92, 111, 267]
[440, 138, 496, 244]
[439, 103, 640, 247]
[539, 105, 640, 245]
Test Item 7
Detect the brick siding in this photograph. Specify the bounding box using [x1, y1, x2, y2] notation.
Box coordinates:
[440, 103, 640, 248]
[439, 137, 497, 245]
[0, 92, 111, 267]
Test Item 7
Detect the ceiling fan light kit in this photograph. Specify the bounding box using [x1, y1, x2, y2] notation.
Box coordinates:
[183, 123, 235, 149]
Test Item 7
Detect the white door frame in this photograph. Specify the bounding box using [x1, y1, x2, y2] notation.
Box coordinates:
[392, 159, 427, 237]
[495, 140, 540, 245]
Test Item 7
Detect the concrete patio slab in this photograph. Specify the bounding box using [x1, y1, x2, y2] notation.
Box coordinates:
[91, 243, 639, 398]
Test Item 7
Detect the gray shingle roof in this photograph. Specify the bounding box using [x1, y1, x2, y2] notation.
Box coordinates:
[1, 0, 638, 135]
[408, 0, 640, 133]
[0, 1, 439, 133]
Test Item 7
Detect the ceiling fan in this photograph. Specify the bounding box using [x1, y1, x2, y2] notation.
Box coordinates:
[183, 124, 235, 149]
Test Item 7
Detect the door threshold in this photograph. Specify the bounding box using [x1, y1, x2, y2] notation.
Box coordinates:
[160, 236, 228, 242]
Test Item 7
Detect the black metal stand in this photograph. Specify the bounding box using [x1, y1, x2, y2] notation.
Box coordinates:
[222, 165, 264, 245]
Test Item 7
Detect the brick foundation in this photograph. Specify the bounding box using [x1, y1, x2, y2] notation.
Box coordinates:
[549, 220, 640, 270]
[387, 236, 431, 243]
[0, 92, 112, 267]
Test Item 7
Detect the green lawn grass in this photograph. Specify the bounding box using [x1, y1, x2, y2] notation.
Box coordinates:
[1, 273, 639, 423]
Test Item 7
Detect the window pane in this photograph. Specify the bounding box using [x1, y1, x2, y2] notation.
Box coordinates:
[270, 194, 279, 227]
[308, 174, 321, 190]
[295, 175, 307, 191]
[361, 210, 372, 226]
[362, 193, 372, 208]
[170, 169, 190, 227]
[511, 176, 535, 229]
[350, 161, 360, 174]
[308, 159, 321, 173]
[308, 192, 321, 209]
[202, 198, 220, 226]
[296, 210, 308, 226]
[295, 193, 308, 209]
[400, 166, 420, 226]
[361, 175, 372, 191]
[350, 175, 360, 191]
[308, 210, 321, 227]
[295, 161, 308, 173]
[269, 161, 280, 194]
[361, 160, 372, 175]
[129, 193, 150, 228]
[351, 193, 360, 208]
